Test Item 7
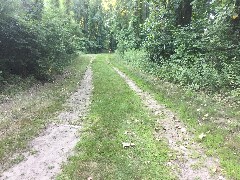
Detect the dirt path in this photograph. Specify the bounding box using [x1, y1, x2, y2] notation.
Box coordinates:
[57, 65, 93, 125]
[0, 62, 93, 180]
[113, 67, 225, 180]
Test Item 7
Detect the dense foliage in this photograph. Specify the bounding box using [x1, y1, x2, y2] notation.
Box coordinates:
[1, 1, 69, 82]
[1, 0, 240, 92]
[0, 0, 110, 85]
[110, 0, 240, 92]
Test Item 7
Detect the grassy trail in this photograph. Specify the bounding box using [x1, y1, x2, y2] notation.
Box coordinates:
[110, 54, 240, 180]
[59, 54, 173, 179]
[2, 53, 237, 179]
[0, 55, 89, 172]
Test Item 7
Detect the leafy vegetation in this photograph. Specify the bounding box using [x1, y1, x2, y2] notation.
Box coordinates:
[109, 0, 240, 92]
[3, 0, 239, 93]
[0, 0, 111, 87]
[1, 0, 240, 179]
[1, 1, 75, 83]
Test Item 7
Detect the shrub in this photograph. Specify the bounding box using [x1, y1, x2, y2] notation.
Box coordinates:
[0, 9, 83, 82]
[118, 49, 240, 93]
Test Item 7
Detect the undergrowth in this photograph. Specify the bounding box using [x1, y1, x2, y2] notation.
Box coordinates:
[116, 49, 240, 95]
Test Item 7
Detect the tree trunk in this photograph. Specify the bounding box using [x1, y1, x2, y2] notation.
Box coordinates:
[232, 0, 240, 32]
[52, 0, 60, 8]
[83, 1, 89, 34]
[65, 0, 71, 15]
[176, 0, 193, 26]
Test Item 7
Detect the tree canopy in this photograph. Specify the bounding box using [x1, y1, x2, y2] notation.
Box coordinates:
[1, 0, 240, 91]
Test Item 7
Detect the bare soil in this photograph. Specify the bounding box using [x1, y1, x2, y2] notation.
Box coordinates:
[57, 65, 93, 125]
[0, 63, 93, 180]
[114, 67, 225, 180]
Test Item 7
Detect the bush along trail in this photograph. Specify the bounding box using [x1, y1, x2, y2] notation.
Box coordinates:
[0, 55, 93, 180]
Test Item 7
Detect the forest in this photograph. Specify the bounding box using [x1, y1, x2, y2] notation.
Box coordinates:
[1, 0, 240, 93]
[1, 0, 240, 179]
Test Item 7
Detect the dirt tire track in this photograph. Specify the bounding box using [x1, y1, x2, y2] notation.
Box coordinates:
[57, 63, 93, 125]
[113, 67, 225, 180]
[0, 59, 93, 180]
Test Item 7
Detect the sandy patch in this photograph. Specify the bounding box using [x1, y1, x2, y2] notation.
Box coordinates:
[57, 64, 93, 125]
[1, 124, 79, 180]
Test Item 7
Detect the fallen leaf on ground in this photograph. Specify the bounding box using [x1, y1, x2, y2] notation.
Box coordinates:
[198, 133, 206, 140]
[204, 113, 209, 117]
[175, 125, 181, 129]
[122, 142, 135, 148]
[122, 142, 131, 148]
[211, 166, 217, 173]
[130, 143, 135, 147]
[124, 131, 130, 135]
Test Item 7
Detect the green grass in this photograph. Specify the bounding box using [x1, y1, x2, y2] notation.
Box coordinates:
[58, 54, 174, 180]
[110, 54, 240, 179]
[0, 55, 90, 171]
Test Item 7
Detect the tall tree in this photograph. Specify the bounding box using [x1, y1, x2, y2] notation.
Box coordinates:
[33, 0, 44, 20]
[21, 0, 44, 20]
[65, 0, 71, 15]
[73, 0, 89, 33]
[1, 0, 20, 17]
[176, 0, 193, 26]
[232, 0, 240, 32]
[51, 0, 60, 8]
